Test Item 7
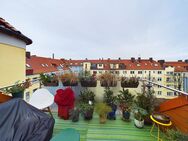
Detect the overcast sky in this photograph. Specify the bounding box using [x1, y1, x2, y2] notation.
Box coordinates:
[1, 0, 188, 60]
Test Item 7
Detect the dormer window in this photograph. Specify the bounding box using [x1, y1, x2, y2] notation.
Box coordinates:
[41, 64, 45, 67]
[46, 64, 48, 67]
[154, 64, 158, 66]
[26, 64, 31, 68]
[137, 64, 141, 67]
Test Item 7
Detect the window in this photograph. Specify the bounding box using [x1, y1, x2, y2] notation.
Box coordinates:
[158, 77, 162, 81]
[123, 71, 127, 74]
[130, 71, 134, 74]
[154, 64, 158, 66]
[153, 71, 155, 73]
[138, 71, 142, 74]
[158, 91, 162, 95]
[41, 64, 45, 67]
[99, 71, 102, 74]
[115, 71, 119, 74]
[85, 64, 87, 69]
[167, 92, 173, 96]
[99, 64, 103, 67]
[158, 71, 162, 74]
[158, 85, 162, 88]
[26, 64, 31, 68]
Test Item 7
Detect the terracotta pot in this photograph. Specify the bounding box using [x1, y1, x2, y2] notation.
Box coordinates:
[99, 114, 107, 124]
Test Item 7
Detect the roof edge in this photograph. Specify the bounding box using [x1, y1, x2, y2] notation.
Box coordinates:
[0, 27, 32, 45]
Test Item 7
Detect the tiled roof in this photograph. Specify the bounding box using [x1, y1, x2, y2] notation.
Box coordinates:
[26, 56, 67, 75]
[68, 58, 163, 70]
[0, 17, 32, 45]
[164, 61, 188, 72]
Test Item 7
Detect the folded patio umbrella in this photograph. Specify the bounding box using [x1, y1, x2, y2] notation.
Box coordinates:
[0, 98, 54, 141]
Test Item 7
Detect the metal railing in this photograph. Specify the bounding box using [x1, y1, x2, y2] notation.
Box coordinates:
[141, 78, 188, 96]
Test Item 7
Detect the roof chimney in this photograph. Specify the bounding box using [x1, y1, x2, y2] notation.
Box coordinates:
[52, 53, 54, 59]
[149, 57, 153, 62]
[178, 60, 182, 62]
[118, 57, 121, 60]
[85, 58, 88, 60]
[185, 59, 188, 63]
[158, 60, 165, 67]
[131, 57, 135, 63]
[138, 57, 141, 62]
[26, 52, 31, 59]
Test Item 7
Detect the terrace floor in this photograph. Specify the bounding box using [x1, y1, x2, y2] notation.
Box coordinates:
[52, 112, 160, 141]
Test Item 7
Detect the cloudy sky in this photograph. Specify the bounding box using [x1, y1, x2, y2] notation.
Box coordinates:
[1, 0, 188, 60]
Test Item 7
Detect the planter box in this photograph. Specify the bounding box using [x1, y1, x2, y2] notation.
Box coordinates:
[80, 80, 97, 87]
[0, 93, 12, 103]
[100, 81, 117, 87]
[121, 82, 139, 88]
[44, 81, 59, 87]
[63, 81, 78, 87]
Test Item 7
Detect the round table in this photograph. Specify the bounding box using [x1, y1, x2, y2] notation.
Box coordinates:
[150, 114, 172, 141]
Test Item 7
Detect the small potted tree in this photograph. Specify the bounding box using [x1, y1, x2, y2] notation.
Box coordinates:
[79, 89, 95, 120]
[61, 73, 78, 86]
[95, 103, 112, 124]
[117, 89, 135, 121]
[133, 106, 147, 128]
[121, 77, 139, 88]
[79, 103, 94, 120]
[79, 71, 97, 87]
[40, 73, 59, 86]
[103, 88, 117, 120]
[135, 83, 158, 125]
[99, 72, 117, 87]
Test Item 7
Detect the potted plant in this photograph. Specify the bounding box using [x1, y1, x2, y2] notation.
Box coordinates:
[121, 77, 139, 88]
[135, 83, 158, 125]
[4, 79, 30, 98]
[133, 106, 147, 128]
[79, 103, 94, 120]
[99, 72, 117, 88]
[79, 89, 95, 120]
[117, 89, 135, 121]
[79, 71, 97, 87]
[40, 73, 59, 86]
[95, 103, 112, 124]
[103, 88, 117, 120]
[61, 73, 78, 86]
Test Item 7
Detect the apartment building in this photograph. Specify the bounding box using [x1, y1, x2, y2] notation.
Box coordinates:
[0, 18, 32, 88]
[25, 53, 67, 100]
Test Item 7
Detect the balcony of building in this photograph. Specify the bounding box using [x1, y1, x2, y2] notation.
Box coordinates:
[0, 76, 188, 141]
